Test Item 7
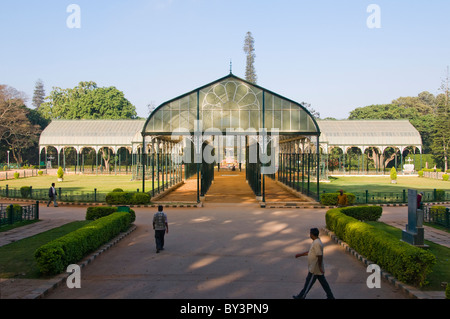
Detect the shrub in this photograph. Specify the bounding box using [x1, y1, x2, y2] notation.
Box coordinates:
[446, 283, 450, 299]
[86, 206, 135, 223]
[20, 186, 31, 198]
[57, 167, 64, 180]
[390, 167, 397, 180]
[443, 174, 449, 181]
[34, 212, 131, 275]
[320, 192, 355, 206]
[6, 204, 22, 221]
[436, 189, 445, 201]
[105, 191, 150, 205]
[105, 192, 133, 205]
[429, 206, 447, 224]
[131, 192, 150, 205]
[112, 188, 124, 192]
[38, 170, 43, 176]
[14, 172, 19, 179]
[326, 208, 436, 287]
[418, 170, 424, 177]
[340, 206, 382, 221]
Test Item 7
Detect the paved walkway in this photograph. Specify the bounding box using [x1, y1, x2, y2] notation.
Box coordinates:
[0, 201, 448, 299]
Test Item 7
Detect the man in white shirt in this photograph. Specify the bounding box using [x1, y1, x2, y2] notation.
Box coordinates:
[293, 228, 334, 299]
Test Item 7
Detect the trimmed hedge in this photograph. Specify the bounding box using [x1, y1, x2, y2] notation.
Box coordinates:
[34, 212, 131, 275]
[326, 208, 436, 287]
[320, 192, 355, 206]
[105, 191, 150, 205]
[340, 206, 382, 221]
[86, 206, 136, 223]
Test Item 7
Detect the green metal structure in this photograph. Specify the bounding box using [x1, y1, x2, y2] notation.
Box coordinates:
[142, 73, 321, 202]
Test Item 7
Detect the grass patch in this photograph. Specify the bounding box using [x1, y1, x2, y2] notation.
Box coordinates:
[0, 220, 91, 279]
[0, 175, 145, 193]
[317, 176, 449, 194]
[366, 221, 450, 291]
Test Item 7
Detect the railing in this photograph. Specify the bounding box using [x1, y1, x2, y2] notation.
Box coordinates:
[424, 205, 450, 229]
[0, 202, 39, 226]
[321, 189, 450, 205]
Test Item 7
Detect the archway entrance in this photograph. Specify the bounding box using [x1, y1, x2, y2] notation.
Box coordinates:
[141, 73, 321, 203]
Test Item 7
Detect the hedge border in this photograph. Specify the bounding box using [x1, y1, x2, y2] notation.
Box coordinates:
[325, 207, 436, 288]
[34, 212, 132, 276]
[322, 227, 441, 299]
[24, 224, 136, 299]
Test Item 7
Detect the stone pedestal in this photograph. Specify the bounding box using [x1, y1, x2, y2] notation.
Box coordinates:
[401, 189, 428, 248]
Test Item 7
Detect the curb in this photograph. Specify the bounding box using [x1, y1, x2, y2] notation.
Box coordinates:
[322, 228, 445, 299]
[21, 224, 137, 299]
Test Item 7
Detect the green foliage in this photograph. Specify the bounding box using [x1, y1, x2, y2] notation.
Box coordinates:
[446, 283, 450, 299]
[418, 170, 424, 177]
[320, 192, 355, 206]
[86, 206, 135, 223]
[112, 188, 124, 192]
[340, 206, 382, 221]
[436, 189, 445, 201]
[20, 186, 31, 198]
[326, 208, 436, 287]
[105, 191, 150, 205]
[34, 212, 131, 275]
[39, 81, 137, 120]
[390, 167, 397, 180]
[38, 170, 43, 176]
[13, 172, 19, 179]
[6, 204, 22, 220]
[443, 174, 449, 181]
[57, 167, 64, 179]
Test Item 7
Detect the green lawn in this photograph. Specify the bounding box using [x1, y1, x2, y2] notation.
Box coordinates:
[0, 220, 91, 278]
[1, 174, 151, 193]
[315, 176, 450, 194]
[366, 221, 450, 291]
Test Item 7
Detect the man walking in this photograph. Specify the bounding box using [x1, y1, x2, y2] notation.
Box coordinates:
[47, 183, 58, 207]
[152, 205, 168, 253]
[293, 228, 334, 299]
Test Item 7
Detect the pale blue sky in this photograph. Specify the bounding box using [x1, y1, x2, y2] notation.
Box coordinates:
[1, 0, 449, 119]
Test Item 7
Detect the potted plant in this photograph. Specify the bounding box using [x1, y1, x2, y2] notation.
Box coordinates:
[57, 166, 64, 182]
[390, 167, 397, 184]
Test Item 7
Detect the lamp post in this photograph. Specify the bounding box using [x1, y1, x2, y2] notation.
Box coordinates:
[7, 150, 10, 169]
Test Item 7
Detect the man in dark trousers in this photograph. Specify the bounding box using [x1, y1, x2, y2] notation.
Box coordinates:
[152, 205, 168, 253]
[293, 228, 335, 299]
[47, 183, 58, 207]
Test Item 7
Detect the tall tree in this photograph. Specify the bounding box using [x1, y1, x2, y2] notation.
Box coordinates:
[243, 31, 257, 84]
[431, 67, 450, 171]
[39, 81, 137, 120]
[0, 85, 41, 165]
[32, 79, 46, 109]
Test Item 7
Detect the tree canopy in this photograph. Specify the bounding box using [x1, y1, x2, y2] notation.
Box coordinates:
[39, 81, 137, 120]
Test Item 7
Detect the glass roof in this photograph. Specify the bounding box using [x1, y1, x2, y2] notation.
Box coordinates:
[143, 74, 319, 136]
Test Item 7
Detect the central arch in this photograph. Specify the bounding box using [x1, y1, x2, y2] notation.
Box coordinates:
[141, 73, 321, 203]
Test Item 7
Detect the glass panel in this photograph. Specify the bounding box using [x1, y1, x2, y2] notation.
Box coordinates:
[250, 110, 260, 130]
[240, 110, 249, 130]
[273, 110, 281, 130]
[282, 110, 291, 131]
[300, 110, 308, 130]
[264, 110, 273, 130]
[291, 108, 300, 131]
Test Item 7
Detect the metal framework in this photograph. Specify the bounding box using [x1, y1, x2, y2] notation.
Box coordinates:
[142, 73, 321, 202]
